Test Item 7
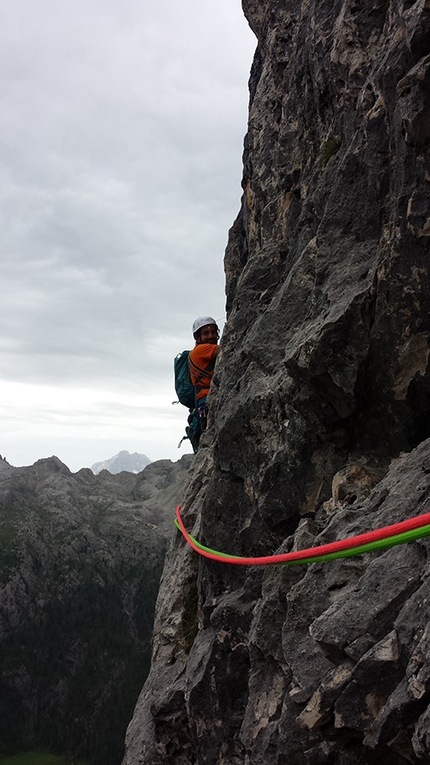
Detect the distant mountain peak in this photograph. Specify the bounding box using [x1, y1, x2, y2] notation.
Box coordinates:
[90, 450, 151, 475]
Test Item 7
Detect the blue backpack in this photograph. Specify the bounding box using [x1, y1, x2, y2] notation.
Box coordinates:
[174, 351, 196, 410]
[174, 351, 207, 452]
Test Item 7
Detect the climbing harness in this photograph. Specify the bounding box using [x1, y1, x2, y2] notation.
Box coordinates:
[174, 505, 430, 566]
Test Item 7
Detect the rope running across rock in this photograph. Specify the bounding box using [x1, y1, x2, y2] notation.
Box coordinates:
[175, 505, 430, 566]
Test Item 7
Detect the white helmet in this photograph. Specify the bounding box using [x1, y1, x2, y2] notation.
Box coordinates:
[192, 316, 218, 335]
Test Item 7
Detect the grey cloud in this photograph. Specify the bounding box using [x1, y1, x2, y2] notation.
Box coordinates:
[0, 0, 255, 468]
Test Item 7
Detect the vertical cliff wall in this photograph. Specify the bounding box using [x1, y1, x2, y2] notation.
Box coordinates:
[123, 1, 430, 763]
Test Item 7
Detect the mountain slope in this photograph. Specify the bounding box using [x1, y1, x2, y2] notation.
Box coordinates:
[0, 454, 192, 765]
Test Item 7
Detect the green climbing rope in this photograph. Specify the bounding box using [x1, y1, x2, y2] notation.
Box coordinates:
[175, 505, 430, 566]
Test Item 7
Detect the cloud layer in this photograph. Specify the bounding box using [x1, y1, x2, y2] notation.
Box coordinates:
[0, 0, 255, 470]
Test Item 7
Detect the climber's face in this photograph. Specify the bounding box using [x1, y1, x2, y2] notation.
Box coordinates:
[197, 324, 218, 344]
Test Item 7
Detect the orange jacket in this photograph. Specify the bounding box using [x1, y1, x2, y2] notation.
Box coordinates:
[189, 344, 218, 401]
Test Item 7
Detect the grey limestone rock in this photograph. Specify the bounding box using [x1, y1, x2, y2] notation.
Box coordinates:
[123, 1, 430, 763]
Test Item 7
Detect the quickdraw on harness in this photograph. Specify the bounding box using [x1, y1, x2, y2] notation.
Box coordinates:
[175, 504, 430, 566]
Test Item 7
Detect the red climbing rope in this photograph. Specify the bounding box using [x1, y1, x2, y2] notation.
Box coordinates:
[175, 504, 430, 566]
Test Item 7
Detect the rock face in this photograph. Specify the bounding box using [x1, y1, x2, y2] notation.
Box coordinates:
[0, 454, 192, 765]
[123, 2, 430, 764]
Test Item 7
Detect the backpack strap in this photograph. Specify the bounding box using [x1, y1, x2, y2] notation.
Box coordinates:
[189, 354, 216, 377]
[189, 354, 215, 399]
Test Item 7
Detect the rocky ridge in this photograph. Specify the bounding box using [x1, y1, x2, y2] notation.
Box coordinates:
[123, 1, 430, 764]
[0, 454, 192, 765]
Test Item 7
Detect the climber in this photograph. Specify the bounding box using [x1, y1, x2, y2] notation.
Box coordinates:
[189, 315, 220, 434]
[174, 316, 220, 452]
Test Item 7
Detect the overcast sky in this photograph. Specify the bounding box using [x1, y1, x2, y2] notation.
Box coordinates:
[0, 0, 256, 471]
